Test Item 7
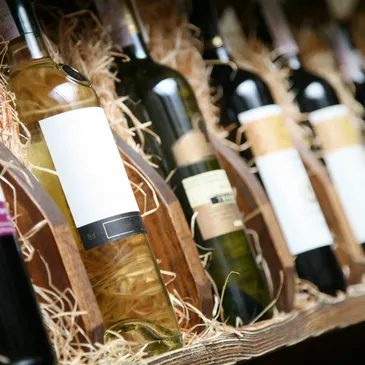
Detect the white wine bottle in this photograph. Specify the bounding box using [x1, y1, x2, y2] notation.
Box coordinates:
[1, 0, 182, 355]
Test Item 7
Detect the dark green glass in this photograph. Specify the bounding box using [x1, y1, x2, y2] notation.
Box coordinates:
[94, 0, 272, 325]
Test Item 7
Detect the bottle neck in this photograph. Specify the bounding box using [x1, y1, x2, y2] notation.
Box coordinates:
[189, 0, 232, 62]
[7, 34, 50, 72]
[122, 33, 150, 61]
[95, 0, 151, 61]
[324, 20, 365, 83]
[1, 0, 51, 72]
[281, 53, 304, 71]
[257, 0, 299, 59]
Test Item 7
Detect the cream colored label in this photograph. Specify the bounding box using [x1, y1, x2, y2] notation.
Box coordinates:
[239, 105, 333, 255]
[172, 129, 215, 167]
[308, 105, 365, 243]
[182, 170, 243, 240]
[238, 104, 293, 157]
[309, 105, 361, 151]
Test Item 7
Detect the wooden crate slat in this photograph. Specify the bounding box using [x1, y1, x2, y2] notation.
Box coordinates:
[147, 288, 365, 365]
[0, 142, 104, 344]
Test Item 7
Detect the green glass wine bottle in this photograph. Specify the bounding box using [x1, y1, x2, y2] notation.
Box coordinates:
[2, 0, 182, 355]
[94, 0, 272, 325]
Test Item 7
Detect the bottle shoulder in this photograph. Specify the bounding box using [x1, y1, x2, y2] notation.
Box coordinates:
[9, 60, 99, 124]
[290, 67, 339, 111]
[118, 58, 193, 90]
[211, 64, 275, 108]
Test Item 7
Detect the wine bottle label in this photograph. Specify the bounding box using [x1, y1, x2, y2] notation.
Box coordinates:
[172, 129, 216, 167]
[39, 107, 145, 250]
[258, 0, 299, 57]
[0, 0, 20, 41]
[0, 185, 15, 237]
[238, 105, 333, 255]
[308, 104, 365, 243]
[182, 169, 243, 240]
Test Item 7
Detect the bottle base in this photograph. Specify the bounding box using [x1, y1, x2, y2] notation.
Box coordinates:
[104, 318, 183, 357]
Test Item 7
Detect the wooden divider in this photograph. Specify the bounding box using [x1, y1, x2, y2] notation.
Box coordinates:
[147, 290, 365, 365]
[0, 142, 104, 344]
[211, 136, 296, 313]
[113, 132, 214, 325]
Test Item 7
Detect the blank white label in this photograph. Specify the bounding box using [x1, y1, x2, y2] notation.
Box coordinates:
[325, 145, 365, 243]
[40, 107, 143, 249]
[256, 149, 333, 255]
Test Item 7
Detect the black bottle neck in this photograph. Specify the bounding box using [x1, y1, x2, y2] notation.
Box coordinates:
[1, 0, 51, 72]
[94, 0, 151, 61]
[325, 20, 365, 84]
[256, 0, 300, 62]
[189, 0, 232, 62]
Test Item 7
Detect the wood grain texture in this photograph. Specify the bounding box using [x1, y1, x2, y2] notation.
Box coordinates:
[294, 137, 365, 285]
[211, 136, 295, 313]
[147, 289, 365, 365]
[113, 132, 213, 326]
[0, 143, 104, 344]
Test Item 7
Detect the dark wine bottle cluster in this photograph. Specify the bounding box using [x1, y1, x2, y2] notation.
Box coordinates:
[189, 0, 347, 295]
[255, 0, 365, 256]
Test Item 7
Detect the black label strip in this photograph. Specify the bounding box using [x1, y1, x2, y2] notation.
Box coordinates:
[78, 211, 146, 250]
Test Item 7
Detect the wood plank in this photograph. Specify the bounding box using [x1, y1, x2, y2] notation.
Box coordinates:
[113, 132, 214, 326]
[147, 287, 365, 365]
[0, 142, 104, 344]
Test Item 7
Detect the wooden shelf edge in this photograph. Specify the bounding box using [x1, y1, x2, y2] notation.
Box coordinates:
[147, 286, 365, 365]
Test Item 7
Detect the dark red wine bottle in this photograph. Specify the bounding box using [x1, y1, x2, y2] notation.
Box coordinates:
[0, 184, 56, 364]
[324, 18, 365, 109]
[256, 0, 365, 255]
[189, 0, 347, 295]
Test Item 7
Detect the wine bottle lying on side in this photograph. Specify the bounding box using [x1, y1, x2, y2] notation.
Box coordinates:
[1, 0, 182, 355]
